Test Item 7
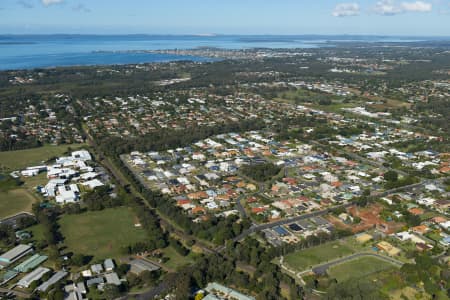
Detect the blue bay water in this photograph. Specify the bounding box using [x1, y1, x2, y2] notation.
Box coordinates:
[0, 34, 432, 70]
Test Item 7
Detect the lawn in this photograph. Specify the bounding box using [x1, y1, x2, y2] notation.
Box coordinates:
[283, 240, 355, 271]
[0, 188, 37, 218]
[0, 172, 49, 219]
[59, 207, 148, 260]
[0, 143, 85, 171]
[160, 246, 196, 271]
[21, 173, 49, 189]
[327, 256, 398, 282]
[29, 223, 46, 242]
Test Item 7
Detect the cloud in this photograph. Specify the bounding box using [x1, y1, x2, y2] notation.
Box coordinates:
[373, 0, 432, 15]
[400, 1, 432, 12]
[332, 3, 360, 17]
[17, 0, 34, 8]
[41, 0, 64, 6]
[373, 0, 402, 15]
[73, 4, 91, 13]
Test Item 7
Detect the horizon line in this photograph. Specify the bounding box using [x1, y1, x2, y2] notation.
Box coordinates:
[0, 33, 450, 38]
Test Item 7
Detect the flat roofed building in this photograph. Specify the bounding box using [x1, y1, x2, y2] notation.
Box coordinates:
[13, 254, 48, 273]
[104, 258, 115, 272]
[37, 271, 68, 292]
[17, 266, 50, 288]
[91, 264, 103, 274]
[86, 277, 104, 287]
[72, 150, 92, 161]
[0, 244, 33, 268]
[77, 282, 87, 294]
[66, 291, 84, 300]
[129, 259, 160, 275]
[355, 233, 373, 244]
[64, 282, 87, 295]
[205, 282, 255, 300]
[104, 272, 121, 286]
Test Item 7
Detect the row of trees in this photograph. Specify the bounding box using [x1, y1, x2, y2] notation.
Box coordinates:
[124, 196, 168, 254]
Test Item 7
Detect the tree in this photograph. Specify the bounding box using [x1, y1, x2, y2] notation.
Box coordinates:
[116, 264, 130, 277]
[48, 289, 65, 300]
[241, 162, 281, 182]
[175, 273, 192, 300]
[384, 170, 398, 182]
[71, 254, 90, 267]
[103, 284, 121, 300]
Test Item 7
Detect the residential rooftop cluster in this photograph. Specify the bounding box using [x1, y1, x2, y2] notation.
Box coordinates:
[0, 94, 84, 148]
[124, 130, 393, 226]
[85, 91, 311, 139]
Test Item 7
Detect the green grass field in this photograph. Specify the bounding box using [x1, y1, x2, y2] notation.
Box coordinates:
[0, 143, 86, 171]
[327, 256, 398, 282]
[284, 241, 355, 271]
[0, 189, 37, 218]
[0, 173, 49, 219]
[160, 246, 196, 271]
[28, 223, 46, 242]
[21, 173, 49, 189]
[59, 207, 147, 260]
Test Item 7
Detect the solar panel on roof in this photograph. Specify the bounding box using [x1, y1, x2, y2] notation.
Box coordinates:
[273, 226, 289, 236]
[288, 223, 302, 231]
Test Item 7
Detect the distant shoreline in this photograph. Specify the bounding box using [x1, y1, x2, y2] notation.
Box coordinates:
[0, 35, 448, 71]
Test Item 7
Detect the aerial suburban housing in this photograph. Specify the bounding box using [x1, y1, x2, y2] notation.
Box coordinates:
[0, 4, 449, 299]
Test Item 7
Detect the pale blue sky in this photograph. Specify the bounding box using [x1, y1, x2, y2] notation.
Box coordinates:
[0, 0, 449, 35]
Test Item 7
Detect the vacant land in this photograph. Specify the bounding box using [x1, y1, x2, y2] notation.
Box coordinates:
[0, 189, 37, 218]
[0, 172, 49, 219]
[59, 207, 147, 260]
[283, 240, 355, 271]
[160, 246, 196, 271]
[0, 143, 85, 171]
[327, 256, 398, 282]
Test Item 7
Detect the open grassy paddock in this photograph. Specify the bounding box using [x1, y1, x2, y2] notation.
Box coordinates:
[327, 256, 398, 282]
[0, 188, 37, 218]
[283, 240, 356, 271]
[59, 207, 148, 260]
[0, 143, 86, 171]
[160, 245, 196, 271]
